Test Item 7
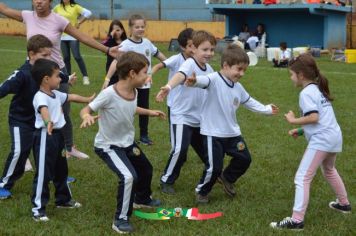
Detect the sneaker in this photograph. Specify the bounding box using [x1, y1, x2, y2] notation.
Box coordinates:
[329, 200, 351, 214]
[83, 76, 90, 85]
[67, 176, 76, 184]
[25, 159, 34, 172]
[112, 219, 134, 234]
[196, 193, 209, 204]
[217, 174, 236, 197]
[0, 188, 12, 200]
[66, 146, 89, 159]
[160, 183, 175, 195]
[139, 136, 153, 146]
[133, 198, 161, 209]
[270, 217, 304, 230]
[33, 214, 49, 222]
[56, 200, 82, 209]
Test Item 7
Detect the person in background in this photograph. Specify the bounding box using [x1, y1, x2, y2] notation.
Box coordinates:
[102, 19, 127, 88]
[53, 0, 92, 85]
[272, 42, 291, 68]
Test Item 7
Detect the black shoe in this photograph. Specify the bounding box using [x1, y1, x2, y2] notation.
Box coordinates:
[139, 136, 153, 145]
[112, 219, 134, 234]
[56, 200, 82, 209]
[217, 174, 236, 197]
[329, 200, 351, 214]
[160, 183, 175, 195]
[270, 217, 304, 230]
[196, 193, 209, 204]
[32, 213, 50, 222]
[133, 198, 161, 209]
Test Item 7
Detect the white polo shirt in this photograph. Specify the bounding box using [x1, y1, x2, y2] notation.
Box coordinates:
[170, 58, 214, 127]
[162, 53, 187, 107]
[33, 90, 67, 129]
[119, 38, 159, 89]
[89, 85, 137, 149]
[195, 72, 273, 137]
[299, 84, 342, 152]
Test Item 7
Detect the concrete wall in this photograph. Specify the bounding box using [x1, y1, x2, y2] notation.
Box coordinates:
[0, 0, 222, 21]
[0, 19, 225, 42]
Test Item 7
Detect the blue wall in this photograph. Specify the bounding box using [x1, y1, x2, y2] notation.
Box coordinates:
[212, 4, 350, 48]
[1, 0, 217, 21]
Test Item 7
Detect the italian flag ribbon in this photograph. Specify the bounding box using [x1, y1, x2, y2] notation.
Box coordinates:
[134, 207, 223, 221]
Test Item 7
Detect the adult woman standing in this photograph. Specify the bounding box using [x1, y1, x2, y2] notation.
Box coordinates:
[0, 0, 118, 159]
[54, 0, 92, 85]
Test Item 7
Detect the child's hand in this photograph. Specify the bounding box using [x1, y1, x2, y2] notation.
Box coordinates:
[284, 110, 296, 124]
[149, 110, 166, 119]
[185, 72, 197, 87]
[47, 121, 53, 135]
[145, 75, 152, 85]
[88, 93, 96, 103]
[156, 85, 171, 102]
[288, 128, 299, 139]
[68, 72, 77, 86]
[80, 114, 99, 128]
[270, 104, 279, 115]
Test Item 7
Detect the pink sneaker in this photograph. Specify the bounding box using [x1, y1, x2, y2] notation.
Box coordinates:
[66, 146, 89, 159]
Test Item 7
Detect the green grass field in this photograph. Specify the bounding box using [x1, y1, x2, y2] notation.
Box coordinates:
[0, 35, 355, 236]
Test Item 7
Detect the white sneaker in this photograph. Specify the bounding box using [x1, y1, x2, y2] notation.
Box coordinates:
[66, 146, 89, 159]
[83, 76, 90, 85]
[25, 159, 34, 172]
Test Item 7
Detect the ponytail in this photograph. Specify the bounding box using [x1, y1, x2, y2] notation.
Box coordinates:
[317, 71, 333, 101]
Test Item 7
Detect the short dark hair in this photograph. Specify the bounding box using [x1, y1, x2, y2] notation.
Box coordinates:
[279, 42, 287, 50]
[31, 58, 60, 86]
[116, 52, 149, 80]
[27, 34, 53, 53]
[192, 30, 217, 48]
[221, 43, 249, 67]
[177, 28, 194, 48]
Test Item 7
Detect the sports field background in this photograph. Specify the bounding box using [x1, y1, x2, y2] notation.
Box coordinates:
[0, 35, 355, 235]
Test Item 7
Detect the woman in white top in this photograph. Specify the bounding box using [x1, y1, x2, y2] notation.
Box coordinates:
[270, 54, 351, 230]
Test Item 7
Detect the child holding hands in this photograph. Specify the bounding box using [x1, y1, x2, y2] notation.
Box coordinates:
[185, 44, 279, 203]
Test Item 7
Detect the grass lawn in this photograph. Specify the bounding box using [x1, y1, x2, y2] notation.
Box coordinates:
[0, 35, 355, 235]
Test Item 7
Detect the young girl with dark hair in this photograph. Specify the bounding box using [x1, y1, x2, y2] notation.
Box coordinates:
[270, 53, 351, 230]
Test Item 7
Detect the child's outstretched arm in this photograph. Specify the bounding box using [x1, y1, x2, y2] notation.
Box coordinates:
[68, 93, 96, 103]
[39, 107, 54, 135]
[80, 106, 99, 128]
[185, 73, 211, 88]
[243, 98, 279, 115]
[156, 72, 185, 102]
[102, 60, 118, 90]
[284, 110, 318, 125]
[155, 52, 167, 62]
[136, 107, 166, 120]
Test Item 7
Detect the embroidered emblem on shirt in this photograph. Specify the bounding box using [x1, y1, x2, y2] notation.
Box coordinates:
[133, 147, 141, 156]
[145, 49, 150, 57]
[233, 98, 240, 107]
[237, 141, 245, 151]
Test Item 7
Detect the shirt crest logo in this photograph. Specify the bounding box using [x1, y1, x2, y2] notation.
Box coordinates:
[133, 147, 141, 156]
[237, 141, 245, 151]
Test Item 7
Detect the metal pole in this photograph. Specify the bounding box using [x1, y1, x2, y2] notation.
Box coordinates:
[158, 0, 161, 20]
[110, 0, 114, 19]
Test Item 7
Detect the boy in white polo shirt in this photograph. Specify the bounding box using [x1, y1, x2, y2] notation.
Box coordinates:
[31, 58, 94, 222]
[156, 30, 216, 196]
[185, 44, 279, 203]
[80, 51, 165, 234]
